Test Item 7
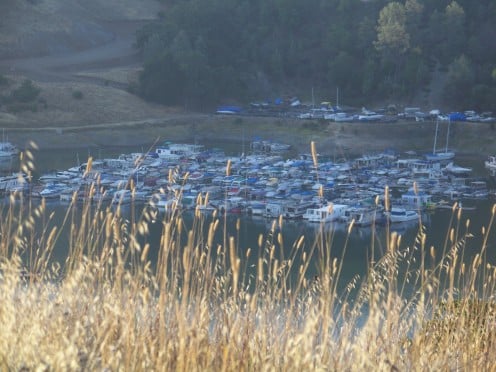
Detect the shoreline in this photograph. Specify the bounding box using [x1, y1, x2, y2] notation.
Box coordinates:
[3, 115, 496, 158]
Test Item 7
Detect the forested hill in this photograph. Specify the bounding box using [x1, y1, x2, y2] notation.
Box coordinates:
[134, 0, 496, 111]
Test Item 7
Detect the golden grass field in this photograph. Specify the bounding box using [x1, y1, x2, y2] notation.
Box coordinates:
[1, 143, 496, 370]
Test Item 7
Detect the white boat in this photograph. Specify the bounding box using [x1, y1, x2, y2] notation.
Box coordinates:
[0, 142, 19, 158]
[154, 143, 204, 160]
[425, 119, 455, 161]
[358, 113, 384, 121]
[0, 173, 23, 192]
[401, 189, 433, 209]
[303, 203, 348, 223]
[387, 207, 419, 223]
[246, 200, 266, 216]
[263, 198, 314, 219]
[425, 151, 455, 162]
[112, 189, 148, 205]
[484, 156, 496, 170]
[444, 162, 472, 176]
[339, 206, 382, 226]
[333, 112, 355, 122]
[39, 183, 73, 199]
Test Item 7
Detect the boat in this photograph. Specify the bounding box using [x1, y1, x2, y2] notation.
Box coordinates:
[246, 200, 266, 216]
[358, 107, 384, 122]
[112, 189, 149, 205]
[154, 143, 204, 160]
[443, 162, 472, 176]
[0, 141, 19, 158]
[400, 189, 433, 209]
[387, 207, 419, 223]
[333, 112, 355, 122]
[210, 197, 246, 215]
[425, 119, 455, 161]
[38, 183, 70, 199]
[484, 156, 496, 170]
[0, 173, 25, 193]
[339, 205, 383, 226]
[264, 198, 315, 219]
[303, 203, 348, 223]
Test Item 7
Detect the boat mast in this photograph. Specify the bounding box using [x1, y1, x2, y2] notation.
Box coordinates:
[445, 118, 451, 153]
[433, 119, 439, 155]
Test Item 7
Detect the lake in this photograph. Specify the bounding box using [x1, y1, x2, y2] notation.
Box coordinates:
[2, 143, 496, 293]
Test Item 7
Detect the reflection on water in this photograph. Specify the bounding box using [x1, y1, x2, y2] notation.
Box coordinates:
[0, 156, 18, 173]
[3, 146, 496, 295]
[3, 190, 496, 298]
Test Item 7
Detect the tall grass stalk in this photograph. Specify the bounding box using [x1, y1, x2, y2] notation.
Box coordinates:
[1, 147, 496, 370]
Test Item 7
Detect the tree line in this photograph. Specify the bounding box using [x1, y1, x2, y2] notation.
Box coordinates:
[133, 0, 496, 112]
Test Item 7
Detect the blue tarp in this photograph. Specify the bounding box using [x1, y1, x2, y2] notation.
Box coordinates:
[448, 112, 466, 121]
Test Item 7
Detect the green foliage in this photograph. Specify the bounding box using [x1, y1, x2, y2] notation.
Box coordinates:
[443, 55, 475, 107]
[6, 102, 38, 113]
[135, 0, 496, 111]
[0, 74, 8, 86]
[375, 2, 410, 56]
[72, 90, 83, 100]
[9, 79, 41, 103]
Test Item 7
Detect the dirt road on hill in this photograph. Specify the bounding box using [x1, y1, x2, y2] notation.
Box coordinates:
[0, 20, 144, 83]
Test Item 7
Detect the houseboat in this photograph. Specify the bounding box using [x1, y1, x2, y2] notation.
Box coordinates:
[387, 207, 419, 223]
[303, 203, 348, 223]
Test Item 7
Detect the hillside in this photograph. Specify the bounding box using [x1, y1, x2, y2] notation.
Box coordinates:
[0, 0, 178, 134]
[0, 0, 495, 158]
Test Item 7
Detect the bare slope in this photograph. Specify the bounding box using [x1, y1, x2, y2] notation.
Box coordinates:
[0, 0, 174, 132]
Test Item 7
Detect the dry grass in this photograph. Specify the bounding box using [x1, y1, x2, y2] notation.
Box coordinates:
[1, 144, 496, 370]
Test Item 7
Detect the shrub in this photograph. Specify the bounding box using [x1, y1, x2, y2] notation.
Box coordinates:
[72, 90, 84, 99]
[6, 102, 38, 113]
[10, 79, 41, 103]
[127, 82, 138, 95]
[38, 97, 48, 109]
[0, 74, 8, 86]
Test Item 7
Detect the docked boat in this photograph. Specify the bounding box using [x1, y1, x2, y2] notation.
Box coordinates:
[0, 142, 19, 158]
[485, 156, 496, 170]
[154, 143, 204, 160]
[339, 205, 383, 226]
[425, 119, 455, 162]
[400, 189, 433, 209]
[38, 183, 70, 199]
[387, 207, 419, 223]
[358, 113, 384, 121]
[333, 112, 355, 122]
[264, 198, 315, 219]
[112, 189, 148, 205]
[303, 203, 348, 223]
[443, 162, 472, 176]
[0, 173, 27, 193]
[246, 200, 266, 216]
[358, 108, 384, 122]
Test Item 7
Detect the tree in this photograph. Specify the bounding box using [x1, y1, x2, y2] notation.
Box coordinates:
[375, 2, 410, 57]
[443, 54, 475, 107]
[440, 1, 466, 63]
[404, 0, 424, 48]
[374, 2, 411, 97]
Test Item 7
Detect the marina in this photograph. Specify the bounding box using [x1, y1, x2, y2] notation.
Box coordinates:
[0, 140, 494, 235]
